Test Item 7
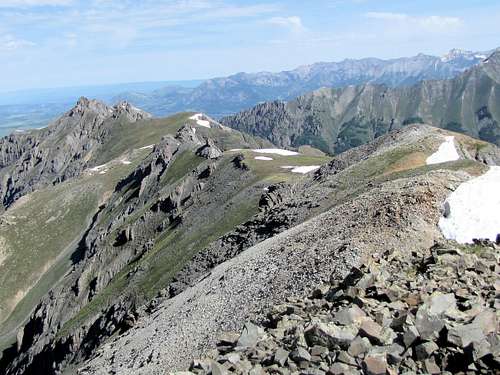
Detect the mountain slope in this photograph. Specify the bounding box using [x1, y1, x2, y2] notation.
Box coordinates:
[0, 104, 277, 362]
[114, 49, 489, 118]
[221, 50, 500, 154]
[3, 122, 499, 374]
[75, 125, 499, 374]
[0, 104, 328, 373]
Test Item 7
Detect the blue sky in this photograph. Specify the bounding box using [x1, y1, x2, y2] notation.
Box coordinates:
[1, 0, 499, 91]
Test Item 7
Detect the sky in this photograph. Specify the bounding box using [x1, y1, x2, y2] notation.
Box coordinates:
[0, 0, 499, 92]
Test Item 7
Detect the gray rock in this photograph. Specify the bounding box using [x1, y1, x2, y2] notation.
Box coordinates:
[290, 347, 311, 362]
[196, 139, 223, 160]
[427, 293, 456, 315]
[348, 336, 371, 357]
[447, 323, 487, 348]
[414, 342, 438, 360]
[333, 305, 366, 326]
[305, 323, 358, 350]
[274, 348, 289, 366]
[415, 307, 445, 341]
[237, 323, 265, 348]
[362, 353, 387, 375]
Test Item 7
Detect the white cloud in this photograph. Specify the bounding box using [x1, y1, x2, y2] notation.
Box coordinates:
[0, 0, 72, 6]
[365, 12, 463, 32]
[268, 16, 306, 33]
[365, 12, 408, 21]
[0, 34, 35, 50]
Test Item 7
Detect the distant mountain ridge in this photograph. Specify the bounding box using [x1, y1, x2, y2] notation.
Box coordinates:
[114, 48, 492, 117]
[221, 49, 500, 154]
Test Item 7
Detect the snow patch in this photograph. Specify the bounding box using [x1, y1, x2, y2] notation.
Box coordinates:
[252, 148, 299, 156]
[121, 160, 132, 165]
[139, 144, 155, 150]
[255, 156, 273, 161]
[439, 166, 500, 244]
[189, 113, 211, 128]
[280, 165, 321, 174]
[89, 164, 108, 172]
[426, 136, 460, 165]
[290, 165, 321, 174]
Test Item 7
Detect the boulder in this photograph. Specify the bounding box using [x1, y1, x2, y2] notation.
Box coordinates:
[237, 323, 265, 348]
[362, 353, 387, 375]
[304, 323, 358, 350]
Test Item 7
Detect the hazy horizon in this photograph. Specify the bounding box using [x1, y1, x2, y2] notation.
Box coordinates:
[1, 0, 500, 92]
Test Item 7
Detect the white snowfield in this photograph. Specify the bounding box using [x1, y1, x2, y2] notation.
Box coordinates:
[252, 148, 299, 156]
[121, 160, 132, 165]
[281, 165, 321, 174]
[254, 156, 273, 161]
[426, 136, 460, 165]
[189, 113, 211, 128]
[89, 164, 107, 172]
[439, 166, 500, 244]
[139, 144, 155, 150]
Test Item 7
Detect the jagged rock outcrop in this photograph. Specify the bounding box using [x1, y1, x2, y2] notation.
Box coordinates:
[196, 139, 223, 160]
[0, 97, 151, 209]
[112, 100, 152, 122]
[222, 50, 500, 154]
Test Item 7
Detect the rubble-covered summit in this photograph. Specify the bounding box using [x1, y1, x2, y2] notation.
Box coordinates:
[189, 240, 499, 375]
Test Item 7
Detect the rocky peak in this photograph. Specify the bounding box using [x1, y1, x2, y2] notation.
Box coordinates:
[484, 49, 500, 63]
[175, 125, 203, 145]
[440, 48, 478, 63]
[196, 138, 223, 160]
[112, 100, 152, 122]
[68, 97, 113, 118]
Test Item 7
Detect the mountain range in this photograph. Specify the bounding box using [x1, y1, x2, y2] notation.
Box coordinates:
[114, 49, 489, 118]
[221, 50, 500, 154]
[0, 47, 499, 375]
[0, 49, 490, 137]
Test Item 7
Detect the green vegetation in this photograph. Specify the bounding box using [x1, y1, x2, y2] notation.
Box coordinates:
[459, 243, 497, 257]
[93, 113, 191, 165]
[294, 132, 331, 154]
[58, 153, 266, 335]
[160, 150, 205, 186]
[229, 150, 331, 181]
[0, 153, 144, 350]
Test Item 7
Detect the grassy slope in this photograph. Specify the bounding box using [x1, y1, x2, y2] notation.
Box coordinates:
[326, 133, 488, 210]
[227, 150, 331, 182]
[60, 130, 490, 339]
[0, 150, 151, 352]
[58, 149, 332, 336]
[0, 112, 278, 351]
[92, 113, 190, 166]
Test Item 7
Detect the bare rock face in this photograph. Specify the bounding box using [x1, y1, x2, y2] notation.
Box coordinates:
[112, 100, 152, 122]
[0, 97, 152, 209]
[196, 139, 223, 160]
